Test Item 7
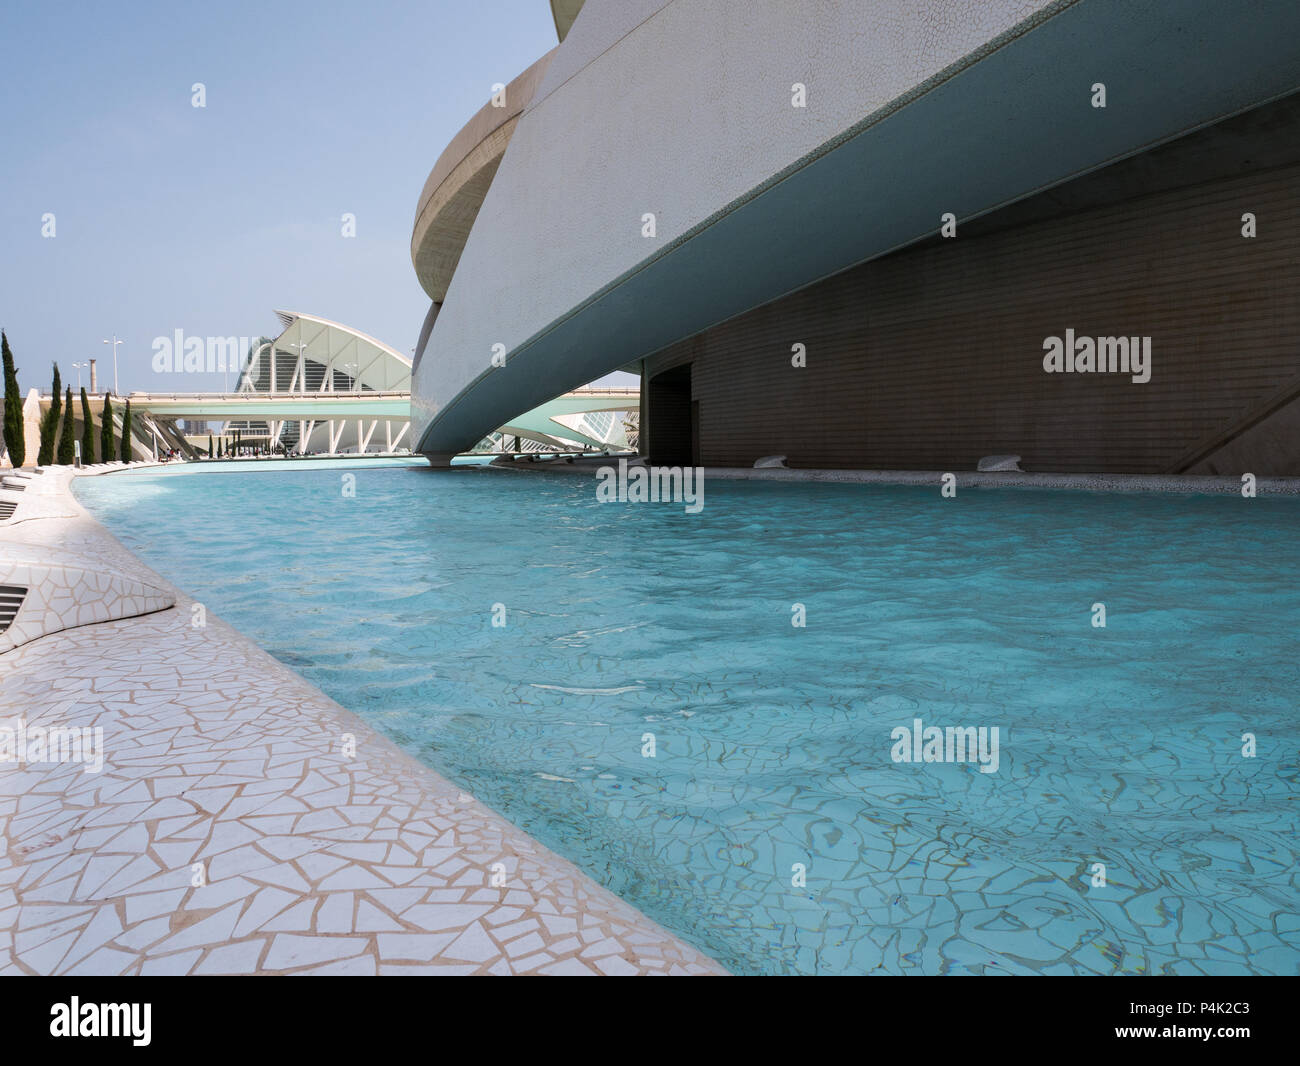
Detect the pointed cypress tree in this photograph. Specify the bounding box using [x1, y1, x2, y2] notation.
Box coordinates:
[57, 385, 75, 464]
[2, 331, 24, 468]
[79, 388, 94, 464]
[208, 433, 214, 458]
[119, 399, 133, 463]
[100, 394, 114, 462]
[37, 363, 62, 465]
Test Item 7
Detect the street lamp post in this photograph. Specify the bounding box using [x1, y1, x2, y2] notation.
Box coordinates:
[101, 336, 123, 395]
[71, 361, 88, 390]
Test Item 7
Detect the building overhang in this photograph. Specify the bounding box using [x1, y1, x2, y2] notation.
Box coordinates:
[549, 0, 586, 43]
[410, 51, 556, 302]
[413, 0, 1300, 462]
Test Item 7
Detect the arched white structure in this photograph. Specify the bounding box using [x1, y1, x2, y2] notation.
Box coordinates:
[479, 386, 638, 452]
[231, 311, 413, 455]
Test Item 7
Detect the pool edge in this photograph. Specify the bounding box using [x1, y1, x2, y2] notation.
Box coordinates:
[0, 463, 727, 976]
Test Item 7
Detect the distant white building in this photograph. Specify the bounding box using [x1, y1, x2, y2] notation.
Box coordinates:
[227, 311, 413, 455]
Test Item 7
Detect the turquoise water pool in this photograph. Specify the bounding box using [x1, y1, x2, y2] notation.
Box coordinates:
[76, 462, 1300, 975]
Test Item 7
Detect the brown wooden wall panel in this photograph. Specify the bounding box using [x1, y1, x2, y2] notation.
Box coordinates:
[643, 131, 1300, 475]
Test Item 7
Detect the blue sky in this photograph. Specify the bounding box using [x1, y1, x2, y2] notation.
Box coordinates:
[0, 0, 559, 394]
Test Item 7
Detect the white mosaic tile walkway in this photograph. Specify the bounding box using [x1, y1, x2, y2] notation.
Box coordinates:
[0, 466, 724, 975]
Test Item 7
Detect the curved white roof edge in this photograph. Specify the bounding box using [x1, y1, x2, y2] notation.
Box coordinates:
[273, 309, 413, 369]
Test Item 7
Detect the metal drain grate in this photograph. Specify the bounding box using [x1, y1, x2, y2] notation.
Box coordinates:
[0, 500, 15, 520]
[0, 585, 27, 633]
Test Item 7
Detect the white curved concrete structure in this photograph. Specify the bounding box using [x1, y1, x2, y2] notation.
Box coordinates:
[0, 470, 176, 652]
[411, 52, 556, 306]
[0, 542, 175, 654]
[495, 387, 637, 451]
[411, 0, 1300, 466]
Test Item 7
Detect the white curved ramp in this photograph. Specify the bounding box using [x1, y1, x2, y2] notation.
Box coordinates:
[0, 543, 176, 653]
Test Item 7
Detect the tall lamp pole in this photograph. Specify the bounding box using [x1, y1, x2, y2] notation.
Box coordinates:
[101, 336, 123, 395]
[71, 361, 88, 390]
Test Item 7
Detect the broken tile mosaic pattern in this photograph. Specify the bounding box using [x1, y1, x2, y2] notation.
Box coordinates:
[0, 467, 724, 975]
[74, 462, 1300, 975]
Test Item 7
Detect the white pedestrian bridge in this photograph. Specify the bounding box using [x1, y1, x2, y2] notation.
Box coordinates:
[130, 390, 412, 420]
[128, 385, 638, 456]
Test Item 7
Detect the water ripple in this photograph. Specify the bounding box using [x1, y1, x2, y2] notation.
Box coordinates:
[76, 464, 1300, 975]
